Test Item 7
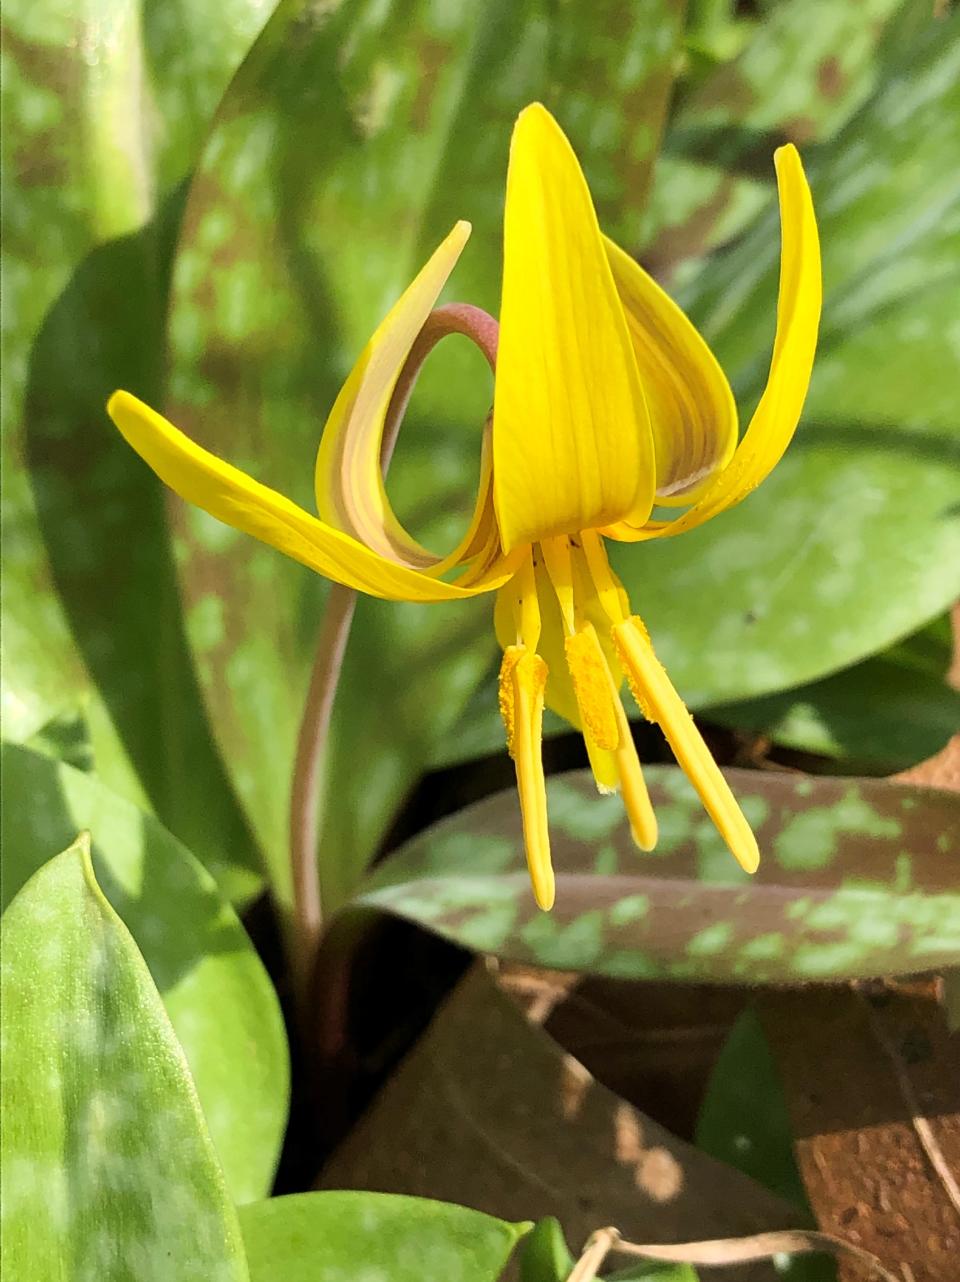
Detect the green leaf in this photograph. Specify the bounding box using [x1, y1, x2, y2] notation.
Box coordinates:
[519, 1217, 575, 1282]
[706, 645, 960, 773]
[620, 17, 960, 705]
[696, 1011, 807, 1206]
[0, 837, 249, 1281]
[432, 615, 960, 774]
[351, 767, 960, 984]
[165, 0, 685, 910]
[1, 742, 289, 1204]
[645, 0, 909, 265]
[518, 1216, 699, 1282]
[2, 0, 272, 899]
[238, 1191, 530, 1280]
[695, 1013, 831, 1281]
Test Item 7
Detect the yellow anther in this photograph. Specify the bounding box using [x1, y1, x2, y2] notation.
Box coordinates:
[498, 645, 524, 757]
[564, 624, 620, 752]
[616, 655, 654, 723]
[613, 616, 759, 874]
[510, 650, 554, 911]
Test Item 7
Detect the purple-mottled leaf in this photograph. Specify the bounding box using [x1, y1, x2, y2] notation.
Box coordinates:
[165, 0, 685, 909]
[352, 768, 960, 985]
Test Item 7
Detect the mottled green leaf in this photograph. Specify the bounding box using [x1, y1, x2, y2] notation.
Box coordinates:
[645, 0, 912, 265]
[432, 617, 960, 774]
[238, 1191, 530, 1281]
[166, 0, 685, 909]
[1, 742, 289, 1204]
[351, 768, 960, 984]
[2, 0, 272, 898]
[706, 646, 960, 773]
[0, 837, 249, 1281]
[619, 17, 960, 705]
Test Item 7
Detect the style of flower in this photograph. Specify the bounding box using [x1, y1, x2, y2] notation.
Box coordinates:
[108, 103, 821, 910]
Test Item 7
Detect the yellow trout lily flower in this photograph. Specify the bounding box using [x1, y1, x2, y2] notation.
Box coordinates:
[108, 103, 820, 911]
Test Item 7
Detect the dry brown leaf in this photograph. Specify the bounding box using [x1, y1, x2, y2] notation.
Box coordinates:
[320, 961, 802, 1280]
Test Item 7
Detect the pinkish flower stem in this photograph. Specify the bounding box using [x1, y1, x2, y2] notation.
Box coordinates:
[288, 301, 499, 1008]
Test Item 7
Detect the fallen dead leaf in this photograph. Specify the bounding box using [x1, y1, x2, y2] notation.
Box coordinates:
[320, 961, 802, 1279]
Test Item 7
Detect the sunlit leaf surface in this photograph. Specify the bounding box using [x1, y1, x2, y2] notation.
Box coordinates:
[2, 0, 272, 897]
[352, 768, 960, 984]
[165, 0, 685, 908]
[239, 1191, 529, 1281]
[0, 838, 249, 1281]
[1, 743, 289, 1204]
[618, 16, 960, 705]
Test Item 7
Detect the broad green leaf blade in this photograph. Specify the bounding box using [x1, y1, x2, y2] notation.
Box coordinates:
[694, 1014, 831, 1281]
[706, 648, 960, 774]
[1, 742, 289, 1205]
[519, 1217, 575, 1282]
[696, 1012, 809, 1209]
[644, 0, 908, 265]
[619, 16, 960, 705]
[166, 0, 684, 909]
[2, 0, 271, 899]
[0, 837, 249, 1282]
[351, 768, 960, 984]
[238, 1191, 530, 1281]
[431, 616, 960, 774]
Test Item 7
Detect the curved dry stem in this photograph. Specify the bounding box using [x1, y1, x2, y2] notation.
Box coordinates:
[565, 1225, 900, 1282]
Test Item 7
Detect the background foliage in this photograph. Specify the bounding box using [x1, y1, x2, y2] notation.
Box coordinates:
[2, 0, 957, 1278]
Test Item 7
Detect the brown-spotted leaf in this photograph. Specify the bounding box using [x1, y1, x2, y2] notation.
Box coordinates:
[351, 768, 960, 984]
[165, 0, 685, 910]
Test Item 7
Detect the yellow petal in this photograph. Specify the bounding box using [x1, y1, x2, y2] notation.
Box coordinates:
[604, 235, 738, 503]
[609, 144, 821, 543]
[107, 391, 513, 602]
[613, 616, 759, 873]
[492, 103, 656, 552]
[315, 221, 496, 574]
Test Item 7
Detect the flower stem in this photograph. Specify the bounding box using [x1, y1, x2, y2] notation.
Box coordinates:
[289, 582, 357, 999]
[287, 300, 499, 1003]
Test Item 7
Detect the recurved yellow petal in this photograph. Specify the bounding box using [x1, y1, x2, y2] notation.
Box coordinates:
[492, 103, 655, 552]
[609, 144, 821, 543]
[604, 236, 737, 503]
[107, 391, 513, 602]
[314, 221, 480, 571]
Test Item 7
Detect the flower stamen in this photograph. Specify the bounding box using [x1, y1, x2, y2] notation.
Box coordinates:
[510, 649, 553, 910]
[612, 616, 759, 873]
[564, 623, 620, 752]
